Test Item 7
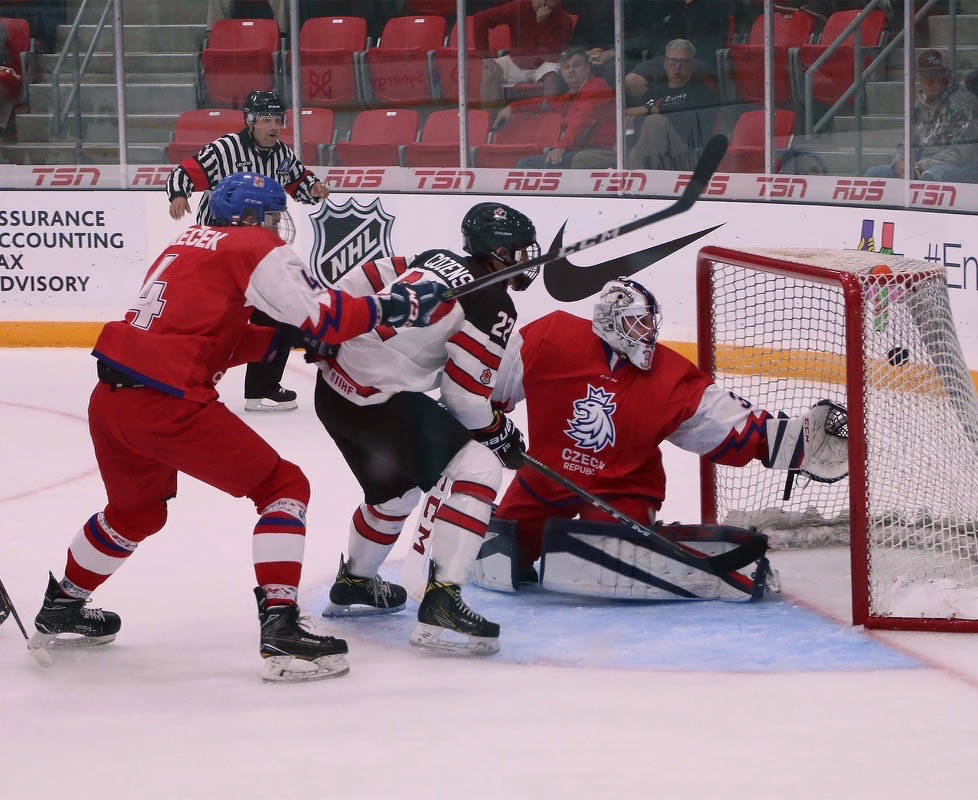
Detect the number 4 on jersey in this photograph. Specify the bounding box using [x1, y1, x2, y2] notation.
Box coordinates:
[128, 253, 177, 330]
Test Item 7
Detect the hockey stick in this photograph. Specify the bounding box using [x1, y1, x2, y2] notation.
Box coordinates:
[442, 133, 729, 301]
[519, 452, 766, 575]
[0, 576, 29, 640]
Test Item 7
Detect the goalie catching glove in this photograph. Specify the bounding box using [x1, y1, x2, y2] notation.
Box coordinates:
[473, 410, 525, 469]
[377, 281, 450, 328]
[765, 399, 849, 482]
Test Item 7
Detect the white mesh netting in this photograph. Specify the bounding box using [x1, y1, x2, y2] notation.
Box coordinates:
[703, 248, 978, 624]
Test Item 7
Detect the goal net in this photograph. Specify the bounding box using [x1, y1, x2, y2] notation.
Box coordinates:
[696, 246, 978, 631]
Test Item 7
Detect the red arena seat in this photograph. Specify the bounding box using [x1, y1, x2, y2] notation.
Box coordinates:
[166, 108, 242, 164]
[332, 108, 420, 165]
[280, 108, 335, 166]
[717, 109, 796, 173]
[298, 17, 367, 109]
[401, 109, 490, 166]
[201, 18, 280, 107]
[472, 111, 562, 168]
[363, 15, 446, 106]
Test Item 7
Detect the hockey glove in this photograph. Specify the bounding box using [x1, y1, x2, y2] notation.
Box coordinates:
[473, 410, 525, 469]
[267, 325, 338, 364]
[378, 281, 450, 328]
[765, 399, 849, 483]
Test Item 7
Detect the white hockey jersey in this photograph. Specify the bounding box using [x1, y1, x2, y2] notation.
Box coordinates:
[318, 250, 518, 430]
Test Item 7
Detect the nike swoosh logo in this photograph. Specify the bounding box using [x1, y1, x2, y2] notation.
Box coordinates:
[543, 222, 724, 302]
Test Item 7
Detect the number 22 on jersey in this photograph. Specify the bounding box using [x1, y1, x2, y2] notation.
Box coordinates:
[128, 253, 178, 330]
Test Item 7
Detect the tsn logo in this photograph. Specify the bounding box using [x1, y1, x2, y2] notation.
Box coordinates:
[414, 169, 475, 190]
[322, 168, 385, 190]
[589, 171, 647, 192]
[673, 173, 728, 196]
[909, 182, 956, 207]
[503, 170, 561, 192]
[756, 176, 807, 198]
[833, 178, 886, 202]
[32, 167, 101, 187]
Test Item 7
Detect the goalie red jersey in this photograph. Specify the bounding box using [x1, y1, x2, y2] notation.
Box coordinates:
[493, 311, 771, 510]
[93, 225, 377, 404]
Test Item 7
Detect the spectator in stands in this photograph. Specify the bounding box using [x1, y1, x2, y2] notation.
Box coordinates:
[0, 20, 23, 130]
[166, 90, 330, 413]
[573, 39, 726, 170]
[477, 0, 575, 105]
[865, 50, 978, 183]
[493, 46, 614, 168]
[624, 0, 734, 97]
[562, 0, 661, 86]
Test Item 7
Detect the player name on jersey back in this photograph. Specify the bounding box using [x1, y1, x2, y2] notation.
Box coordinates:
[418, 251, 474, 288]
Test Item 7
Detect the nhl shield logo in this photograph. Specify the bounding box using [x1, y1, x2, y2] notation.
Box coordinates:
[310, 197, 395, 285]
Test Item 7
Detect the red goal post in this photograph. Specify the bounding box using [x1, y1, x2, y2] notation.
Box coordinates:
[696, 246, 978, 632]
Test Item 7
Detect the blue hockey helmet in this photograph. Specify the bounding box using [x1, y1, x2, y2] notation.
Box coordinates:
[210, 172, 287, 227]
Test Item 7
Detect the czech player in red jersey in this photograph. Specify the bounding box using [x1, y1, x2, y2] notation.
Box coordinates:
[27, 172, 448, 682]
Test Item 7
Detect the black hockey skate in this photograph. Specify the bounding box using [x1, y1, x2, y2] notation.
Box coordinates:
[28, 572, 121, 665]
[244, 385, 298, 412]
[323, 554, 407, 617]
[255, 587, 349, 682]
[410, 563, 500, 656]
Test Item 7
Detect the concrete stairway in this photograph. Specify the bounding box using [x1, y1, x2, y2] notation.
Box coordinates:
[788, 0, 978, 176]
[2, 0, 210, 164]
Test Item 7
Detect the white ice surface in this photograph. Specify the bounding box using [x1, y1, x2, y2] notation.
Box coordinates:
[3, 349, 978, 800]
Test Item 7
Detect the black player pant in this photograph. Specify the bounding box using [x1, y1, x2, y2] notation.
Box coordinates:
[244, 309, 290, 397]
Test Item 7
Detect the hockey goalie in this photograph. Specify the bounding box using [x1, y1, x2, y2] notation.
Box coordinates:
[469, 276, 850, 602]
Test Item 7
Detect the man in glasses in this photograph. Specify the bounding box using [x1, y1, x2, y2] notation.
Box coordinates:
[166, 89, 329, 413]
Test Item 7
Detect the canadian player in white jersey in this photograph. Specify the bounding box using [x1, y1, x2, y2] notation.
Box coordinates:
[27, 173, 449, 683]
[313, 203, 539, 655]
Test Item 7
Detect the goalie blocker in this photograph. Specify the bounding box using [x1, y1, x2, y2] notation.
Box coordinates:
[473, 518, 777, 602]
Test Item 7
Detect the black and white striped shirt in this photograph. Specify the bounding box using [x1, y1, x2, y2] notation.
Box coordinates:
[166, 128, 321, 224]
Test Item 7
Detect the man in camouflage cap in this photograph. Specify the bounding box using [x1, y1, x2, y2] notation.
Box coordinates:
[866, 49, 978, 182]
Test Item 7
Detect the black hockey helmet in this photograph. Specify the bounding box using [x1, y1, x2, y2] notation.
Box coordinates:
[243, 90, 286, 126]
[461, 202, 541, 290]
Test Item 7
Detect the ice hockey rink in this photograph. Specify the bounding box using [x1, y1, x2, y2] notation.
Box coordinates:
[3, 348, 978, 800]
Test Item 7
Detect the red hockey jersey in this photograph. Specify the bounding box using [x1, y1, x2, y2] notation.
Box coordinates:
[493, 311, 770, 507]
[93, 225, 377, 403]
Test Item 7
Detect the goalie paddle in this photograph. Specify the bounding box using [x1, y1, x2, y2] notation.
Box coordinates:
[442, 133, 729, 301]
[519, 452, 766, 575]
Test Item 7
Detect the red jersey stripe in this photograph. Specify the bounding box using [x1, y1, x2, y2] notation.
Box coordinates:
[181, 157, 209, 191]
[363, 261, 385, 292]
[392, 256, 408, 275]
[329, 359, 380, 397]
[444, 359, 492, 398]
[449, 330, 501, 369]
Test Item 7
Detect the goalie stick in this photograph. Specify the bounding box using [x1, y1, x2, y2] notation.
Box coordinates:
[519, 452, 766, 576]
[442, 133, 729, 301]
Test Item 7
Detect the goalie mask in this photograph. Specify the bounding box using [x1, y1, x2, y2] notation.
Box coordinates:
[592, 278, 661, 370]
[461, 202, 541, 290]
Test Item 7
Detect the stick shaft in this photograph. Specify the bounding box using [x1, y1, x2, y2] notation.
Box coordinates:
[0, 576, 29, 639]
[443, 133, 729, 301]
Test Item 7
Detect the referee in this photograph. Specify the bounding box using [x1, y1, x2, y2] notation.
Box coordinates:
[166, 89, 329, 412]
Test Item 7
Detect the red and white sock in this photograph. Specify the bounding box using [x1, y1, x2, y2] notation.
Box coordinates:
[62, 512, 139, 599]
[253, 498, 307, 606]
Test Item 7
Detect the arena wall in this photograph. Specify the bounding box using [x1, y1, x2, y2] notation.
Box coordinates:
[1, 188, 977, 373]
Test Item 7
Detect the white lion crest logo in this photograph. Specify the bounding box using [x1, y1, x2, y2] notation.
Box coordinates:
[565, 385, 617, 452]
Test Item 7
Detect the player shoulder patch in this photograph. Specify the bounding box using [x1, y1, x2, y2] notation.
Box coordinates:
[309, 197, 395, 286]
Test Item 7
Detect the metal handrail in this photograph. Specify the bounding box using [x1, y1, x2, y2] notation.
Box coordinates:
[803, 0, 941, 172]
[51, 0, 115, 157]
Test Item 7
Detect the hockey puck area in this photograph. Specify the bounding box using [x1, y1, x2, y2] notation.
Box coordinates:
[309, 561, 920, 674]
[887, 345, 910, 366]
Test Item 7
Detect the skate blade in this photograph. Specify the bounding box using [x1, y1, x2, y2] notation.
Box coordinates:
[244, 399, 298, 412]
[261, 654, 350, 683]
[409, 623, 500, 656]
[322, 601, 406, 618]
[27, 631, 115, 666]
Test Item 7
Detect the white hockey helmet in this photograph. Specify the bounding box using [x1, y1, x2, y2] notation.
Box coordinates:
[592, 277, 661, 370]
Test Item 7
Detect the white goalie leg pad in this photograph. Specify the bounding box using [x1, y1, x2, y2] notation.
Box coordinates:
[471, 518, 520, 592]
[347, 487, 423, 578]
[403, 477, 449, 604]
[765, 399, 849, 483]
[540, 520, 767, 602]
[430, 441, 501, 585]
